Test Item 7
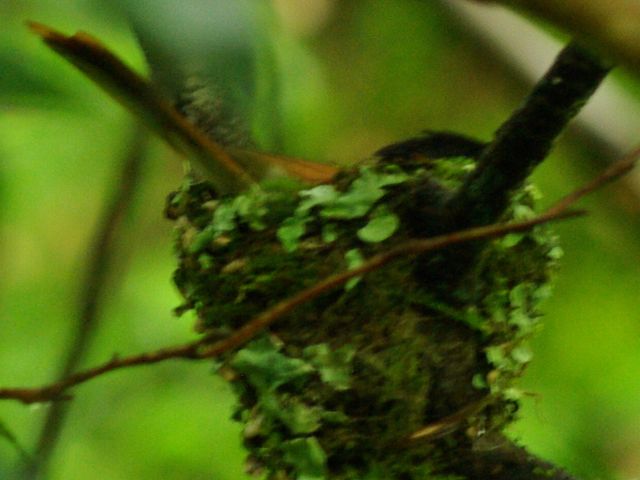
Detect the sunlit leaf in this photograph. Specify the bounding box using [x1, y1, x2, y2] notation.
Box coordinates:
[282, 437, 327, 480]
[304, 343, 355, 390]
[357, 207, 399, 243]
[231, 338, 314, 393]
[277, 215, 309, 252]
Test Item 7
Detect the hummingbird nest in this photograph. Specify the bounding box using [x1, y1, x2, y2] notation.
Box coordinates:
[166, 149, 560, 480]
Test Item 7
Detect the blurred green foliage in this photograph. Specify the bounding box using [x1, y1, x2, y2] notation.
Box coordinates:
[0, 1, 639, 479]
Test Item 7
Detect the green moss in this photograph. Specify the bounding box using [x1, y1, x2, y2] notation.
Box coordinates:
[169, 156, 559, 479]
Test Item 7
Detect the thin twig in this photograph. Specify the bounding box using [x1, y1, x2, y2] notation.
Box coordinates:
[1, 147, 636, 406]
[199, 208, 584, 358]
[0, 340, 206, 404]
[545, 145, 640, 216]
[22, 125, 150, 479]
[27, 22, 338, 191]
[0, 208, 581, 405]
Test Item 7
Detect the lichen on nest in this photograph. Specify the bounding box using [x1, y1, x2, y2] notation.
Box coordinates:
[166, 153, 560, 480]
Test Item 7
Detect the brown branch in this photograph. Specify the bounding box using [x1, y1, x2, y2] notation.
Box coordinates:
[27, 21, 338, 192]
[202, 207, 583, 354]
[1, 147, 637, 406]
[0, 341, 206, 404]
[0, 208, 582, 405]
[545, 145, 640, 216]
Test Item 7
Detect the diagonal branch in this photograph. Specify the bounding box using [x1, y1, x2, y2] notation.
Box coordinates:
[446, 40, 611, 229]
[27, 21, 338, 192]
[27, 21, 254, 194]
[0, 209, 583, 405]
[0, 146, 637, 406]
[545, 145, 640, 216]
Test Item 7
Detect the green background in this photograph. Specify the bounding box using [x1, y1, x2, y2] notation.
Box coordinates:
[1, 1, 639, 479]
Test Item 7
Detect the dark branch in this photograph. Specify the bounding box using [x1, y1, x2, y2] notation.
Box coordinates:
[447, 41, 611, 228]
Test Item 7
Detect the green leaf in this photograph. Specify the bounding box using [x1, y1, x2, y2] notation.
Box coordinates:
[509, 309, 536, 335]
[547, 245, 564, 259]
[533, 283, 553, 303]
[320, 167, 409, 220]
[485, 345, 507, 368]
[277, 397, 324, 434]
[234, 188, 268, 230]
[503, 387, 524, 401]
[257, 387, 345, 434]
[212, 202, 238, 233]
[512, 204, 535, 220]
[188, 197, 246, 253]
[321, 223, 338, 243]
[277, 215, 309, 252]
[297, 185, 339, 214]
[344, 248, 364, 291]
[188, 224, 217, 254]
[362, 165, 411, 187]
[511, 345, 533, 364]
[472, 373, 488, 389]
[320, 190, 382, 219]
[231, 338, 314, 393]
[304, 344, 355, 390]
[197, 253, 215, 269]
[282, 437, 327, 480]
[500, 233, 524, 248]
[357, 208, 399, 243]
[509, 283, 529, 308]
[319, 410, 349, 424]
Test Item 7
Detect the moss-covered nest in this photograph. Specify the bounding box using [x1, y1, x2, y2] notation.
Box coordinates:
[166, 153, 560, 480]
